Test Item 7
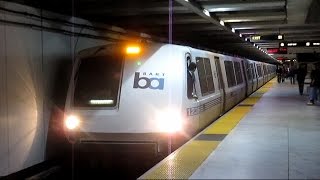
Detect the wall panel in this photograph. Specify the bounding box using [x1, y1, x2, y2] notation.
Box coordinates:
[0, 1, 112, 176]
[0, 14, 9, 176]
[5, 25, 44, 173]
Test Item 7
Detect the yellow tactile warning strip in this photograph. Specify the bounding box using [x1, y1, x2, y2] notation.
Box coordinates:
[203, 106, 252, 135]
[139, 78, 277, 180]
[142, 141, 220, 179]
[240, 97, 261, 105]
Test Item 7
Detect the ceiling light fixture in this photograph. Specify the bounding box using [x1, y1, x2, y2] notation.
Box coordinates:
[203, 9, 210, 17]
[219, 20, 225, 26]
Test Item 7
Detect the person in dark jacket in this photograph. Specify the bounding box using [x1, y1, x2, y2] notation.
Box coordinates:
[276, 66, 283, 83]
[288, 67, 296, 84]
[296, 64, 307, 95]
[307, 63, 320, 105]
[187, 61, 197, 99]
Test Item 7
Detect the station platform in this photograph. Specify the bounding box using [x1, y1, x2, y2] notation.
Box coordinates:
[139, 79, 320, 179]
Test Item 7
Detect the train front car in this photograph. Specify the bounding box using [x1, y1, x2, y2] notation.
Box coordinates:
[64, 43, 192, 155]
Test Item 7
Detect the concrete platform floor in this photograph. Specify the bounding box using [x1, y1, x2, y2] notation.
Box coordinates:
[191, 81, 320, 179]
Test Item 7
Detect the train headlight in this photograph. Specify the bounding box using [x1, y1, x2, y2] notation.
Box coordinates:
[156, 109, 182, 133]
[65, 115, 80, 130]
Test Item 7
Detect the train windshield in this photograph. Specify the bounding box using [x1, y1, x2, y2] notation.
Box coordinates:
[73, 55, 123, 107]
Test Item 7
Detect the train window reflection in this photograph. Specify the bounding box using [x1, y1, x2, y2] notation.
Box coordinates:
[196, 57, 215, 96]
[234, 62, 243, 84]
[73, 55, 123, 107]
[257, 65, 263, 77]
[224, 61, 236, 87]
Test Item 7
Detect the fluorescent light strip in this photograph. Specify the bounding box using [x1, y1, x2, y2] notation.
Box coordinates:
[288, 43, 297, 47]
[89, 100, 114, 105]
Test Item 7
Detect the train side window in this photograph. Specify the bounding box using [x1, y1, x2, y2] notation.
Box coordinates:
[253, 63, 257, 78]
[257, 65, 262, 77]
[203, 58, 215, 94]
[196, 57, 209, 95]
[234, 61, 243, 84]
[224, 61, 236, 87]
[263, 65, 267, 75]
[196, 57, 215, 96]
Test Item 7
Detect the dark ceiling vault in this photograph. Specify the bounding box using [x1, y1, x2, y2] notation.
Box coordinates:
[5, 0, 320, 63]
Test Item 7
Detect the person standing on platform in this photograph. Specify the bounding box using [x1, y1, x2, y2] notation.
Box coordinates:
[288, 67, 296, 84]
[307, 63, 320, 105]
[283, 67, 288, 82]
[296, 64, 307, 95]
[276, 66, 283, 83]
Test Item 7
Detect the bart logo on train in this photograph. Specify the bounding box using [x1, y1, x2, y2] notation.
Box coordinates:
[133, 72, 165, 90]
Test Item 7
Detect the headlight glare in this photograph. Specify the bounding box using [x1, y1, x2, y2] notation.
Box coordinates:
[156, 109, 182, 133]
[65, 115, 80, 130]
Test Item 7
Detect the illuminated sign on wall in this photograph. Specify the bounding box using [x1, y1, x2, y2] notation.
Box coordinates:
[276, 57, 289, 61]
[279, 42, 320, 47]
[251, 36, 261, 41]
[250, 34, 284, 41]
[267, 48, 287, 54]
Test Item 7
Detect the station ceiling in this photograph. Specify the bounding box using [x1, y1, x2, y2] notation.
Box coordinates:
[9, 0, 320, 63]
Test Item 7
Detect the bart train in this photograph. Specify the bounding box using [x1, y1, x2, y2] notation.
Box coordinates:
[64, 42, 276, 154]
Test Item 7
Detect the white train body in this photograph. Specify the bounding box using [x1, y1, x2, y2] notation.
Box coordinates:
[64, 43, 276, 153]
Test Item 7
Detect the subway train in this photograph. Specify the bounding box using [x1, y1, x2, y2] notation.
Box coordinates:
[63, 42, 276, 154]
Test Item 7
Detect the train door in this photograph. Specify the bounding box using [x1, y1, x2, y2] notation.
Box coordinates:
[241, 60, 248, 96]
[249, 63, 254, 92]
[253, 63, 258, 90]
[263, 64, 267, 83]
[195, 55, 220, 129]
[186, 53, 200, 132]
[214, 56, 225, 114]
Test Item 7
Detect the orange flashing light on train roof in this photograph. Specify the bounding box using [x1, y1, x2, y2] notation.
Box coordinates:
[126, 45, 141, 54]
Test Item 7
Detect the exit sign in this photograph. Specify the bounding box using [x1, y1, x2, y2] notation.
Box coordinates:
[251, 34, 284, 42]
